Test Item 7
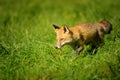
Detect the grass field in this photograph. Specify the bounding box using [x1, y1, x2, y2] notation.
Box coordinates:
[0, 0, 120, 80]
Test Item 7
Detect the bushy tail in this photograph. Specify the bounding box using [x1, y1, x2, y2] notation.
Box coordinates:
[100, 20, 112, 34]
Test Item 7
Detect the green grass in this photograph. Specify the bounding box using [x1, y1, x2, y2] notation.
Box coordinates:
[0, 0, 120, 80]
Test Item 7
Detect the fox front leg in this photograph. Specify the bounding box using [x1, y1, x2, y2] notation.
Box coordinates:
[72, 44, 84, 57]
[74, 46, 84, 56]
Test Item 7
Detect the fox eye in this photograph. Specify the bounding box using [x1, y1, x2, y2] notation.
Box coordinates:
[60, 38, 64, 41]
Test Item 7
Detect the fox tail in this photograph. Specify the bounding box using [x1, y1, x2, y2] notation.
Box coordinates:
[100, 20, 112, 34]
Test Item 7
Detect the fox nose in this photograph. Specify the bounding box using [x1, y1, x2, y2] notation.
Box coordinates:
[55, 46, 58, 49]
[55, 45, 61, 49]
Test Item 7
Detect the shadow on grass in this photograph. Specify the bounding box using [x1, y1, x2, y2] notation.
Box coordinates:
[79, 43, 104, 58]
[0, 44, 9, 55]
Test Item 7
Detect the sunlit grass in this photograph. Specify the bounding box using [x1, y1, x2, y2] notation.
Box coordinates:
[0, 0, 120, 80]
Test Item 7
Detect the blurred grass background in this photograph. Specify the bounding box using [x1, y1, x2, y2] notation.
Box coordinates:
[0, 0, 120, 80]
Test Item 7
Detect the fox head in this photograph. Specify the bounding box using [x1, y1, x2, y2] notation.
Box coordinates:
[52, 24, 73, 49]
[99, 20, 112, 34]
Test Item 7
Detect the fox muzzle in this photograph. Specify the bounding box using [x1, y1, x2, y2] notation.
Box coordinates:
[55, 45, 61, 49]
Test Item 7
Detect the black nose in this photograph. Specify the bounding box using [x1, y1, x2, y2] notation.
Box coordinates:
[55, 46, 58, 49]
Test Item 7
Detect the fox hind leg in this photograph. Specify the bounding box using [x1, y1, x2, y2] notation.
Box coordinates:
[92, 36, 104, 54]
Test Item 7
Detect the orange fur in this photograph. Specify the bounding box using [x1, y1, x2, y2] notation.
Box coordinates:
[52, 20, 112, 56]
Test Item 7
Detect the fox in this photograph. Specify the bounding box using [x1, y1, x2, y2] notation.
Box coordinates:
[52, 20, 112, 56]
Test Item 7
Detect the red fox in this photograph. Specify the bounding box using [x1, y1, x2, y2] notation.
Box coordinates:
[52, 20, 112, 56]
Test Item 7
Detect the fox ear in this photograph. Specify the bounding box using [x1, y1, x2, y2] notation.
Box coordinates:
[52, 24, 60, 30]
[63, 26, 70, 33]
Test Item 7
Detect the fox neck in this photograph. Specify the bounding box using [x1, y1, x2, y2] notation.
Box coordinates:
[70, 28, 80, 41]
